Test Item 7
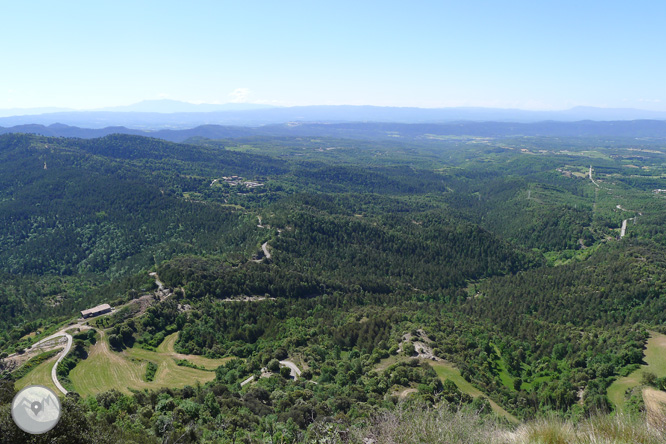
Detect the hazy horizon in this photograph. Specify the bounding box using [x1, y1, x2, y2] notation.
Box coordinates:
[1, 99, 665, 114]
[2, 1, 665, 112]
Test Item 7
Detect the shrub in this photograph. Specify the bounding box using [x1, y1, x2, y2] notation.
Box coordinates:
[145, 362, 158, 382]
[267, 359, 280, 373]
[280, 366, 292, 379]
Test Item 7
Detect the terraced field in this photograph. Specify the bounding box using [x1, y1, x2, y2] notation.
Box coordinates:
[69, 332, 233, 397]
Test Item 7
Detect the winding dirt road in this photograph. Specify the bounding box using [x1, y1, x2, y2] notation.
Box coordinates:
[50, 333, 73, 394]
[261, 242, 272, 260]
[28, 329, 77, 395]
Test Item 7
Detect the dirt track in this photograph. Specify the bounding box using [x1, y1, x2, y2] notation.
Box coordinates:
[279, 360, 301, 379]
[17, 322, 92, 394]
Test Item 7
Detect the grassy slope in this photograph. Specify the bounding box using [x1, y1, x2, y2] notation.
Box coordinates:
[156, 332, 233, 369]
[492, 344, 516, 391]
[375, 355, 516, 422]
[14, 355, 61, 395]
[608, 332, 666, 410]
[643, 387, 666, 422]
[430, 361, 517, 422]
[69, 332, 232, 397]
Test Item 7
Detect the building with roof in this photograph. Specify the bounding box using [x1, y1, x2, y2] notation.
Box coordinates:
[81, 303, 112, 319]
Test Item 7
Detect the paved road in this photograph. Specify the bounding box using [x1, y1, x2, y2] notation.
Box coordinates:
[26, 322, 92, 395]
[616, 204, 641, 239]
[589, 165, 600, 187]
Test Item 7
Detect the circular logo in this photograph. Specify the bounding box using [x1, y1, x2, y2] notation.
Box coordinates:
[11, 385, 62, 434]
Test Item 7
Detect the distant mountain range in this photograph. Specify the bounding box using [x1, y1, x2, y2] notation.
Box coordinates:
[98, 99, 275, 113]
[0, 100, 275, 119]
[4, 120, 666, 143]
[1, 101, 666, 129]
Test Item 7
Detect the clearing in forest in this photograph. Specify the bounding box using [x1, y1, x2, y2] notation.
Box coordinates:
[156, 332, 234, 369]
[608, 332, 666, 412]
[374, 354, 516, 422]
[430, 361, 517, 422]
[69, 332, 233, 397]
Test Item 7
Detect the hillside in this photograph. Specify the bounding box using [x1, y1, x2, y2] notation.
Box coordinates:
[1, 132, 666, 442]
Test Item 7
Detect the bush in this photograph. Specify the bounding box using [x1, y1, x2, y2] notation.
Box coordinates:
[267, 359, 280, 373]
[108, 334, 123, 351]
[403, 342, 416, 357]
[642, 371, 658, 386]
[280, 366, 292, 379]
[145, 362, 158, 382]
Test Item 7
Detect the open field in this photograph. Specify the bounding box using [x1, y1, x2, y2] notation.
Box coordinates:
[375, 355, 402, 373]
[69, 332, 233, 397]
[608, 332, 666, 411]
[156, 332, 233, 370]
[14, 355, 61, 395]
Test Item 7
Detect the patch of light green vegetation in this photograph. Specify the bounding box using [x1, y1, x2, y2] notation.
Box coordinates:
[544, 242, 603, 266]
[492, 345, 515, 391]
[608, 332, 666, 411]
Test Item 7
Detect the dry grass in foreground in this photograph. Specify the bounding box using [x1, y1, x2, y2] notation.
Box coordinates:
[335, 403, 666, 444]
[512, 412, 665, 444]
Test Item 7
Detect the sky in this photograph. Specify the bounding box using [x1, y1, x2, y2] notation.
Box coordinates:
[2, 0, 665, 111]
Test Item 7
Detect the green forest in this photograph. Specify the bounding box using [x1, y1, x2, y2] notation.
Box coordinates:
[1, 131, 666, 443]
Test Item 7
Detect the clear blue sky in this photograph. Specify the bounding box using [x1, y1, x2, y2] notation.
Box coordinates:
[2, 0, 665, 110]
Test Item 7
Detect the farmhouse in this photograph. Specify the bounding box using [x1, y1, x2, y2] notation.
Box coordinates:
[81, 303, 112, 319]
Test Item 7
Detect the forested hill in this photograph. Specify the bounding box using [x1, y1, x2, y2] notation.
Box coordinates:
[0, 132, 534, 334]
[4, 119, 666, 142]
[2, 131, 666, 442]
